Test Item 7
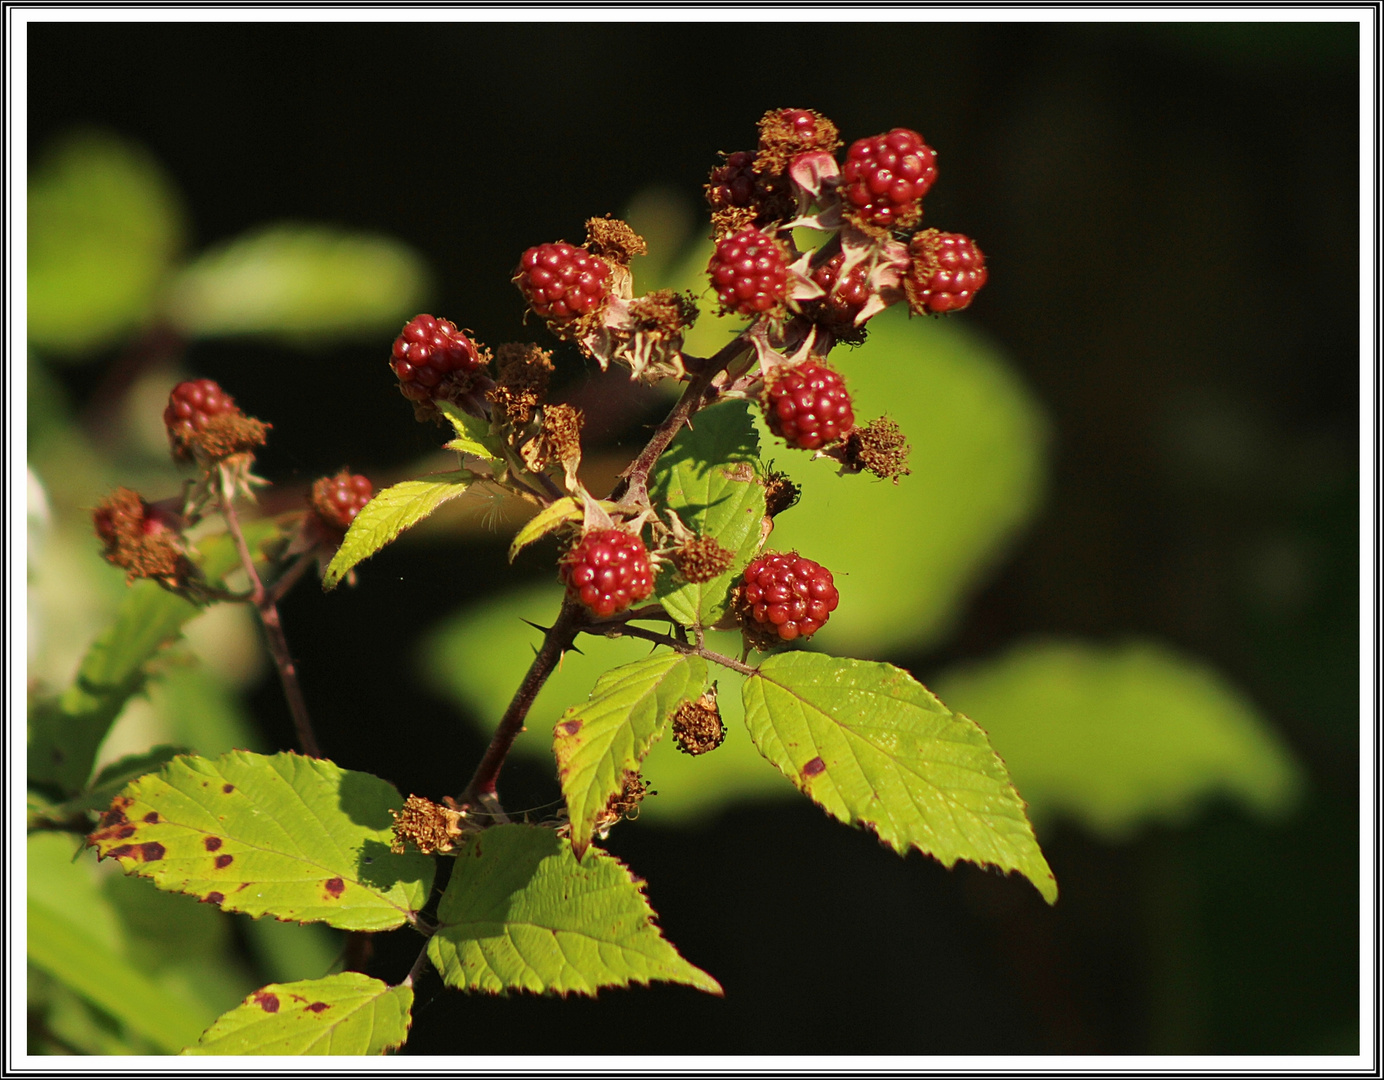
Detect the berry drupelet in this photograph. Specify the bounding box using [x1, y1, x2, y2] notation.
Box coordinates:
[840, 128, 937, 231]
[514, 242, 613, 324]
[390, 315, 486, 404]
[905, 230, 988, 314]
[763, 360, 855, 451]
[707, 227, 788, 317]
[560, 528, 656, 618]
[738, 551, 839, 643]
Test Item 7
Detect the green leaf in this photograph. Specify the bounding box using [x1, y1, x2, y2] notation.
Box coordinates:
[28, 129, 186, 358]
[507, 497, 618, 563]
[427, 824, 721, 996]
[323, 470, 473, 589]
[27, 900, 209, 1054]
[165, 224, 430, 344]
[423, 583, 796, 820]
[437, 400, 501, 461]
[554, 654, 708, 857]
[649, 400, 766, 627]
[86, 750, 434, 931]
[742, 652, 1057, 903]
[182, 973, 411, 1055]
[931, 638, 1304, 839]
[28, 519, 292, 793]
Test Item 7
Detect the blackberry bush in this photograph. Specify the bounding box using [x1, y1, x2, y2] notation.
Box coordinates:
[62, 107, 1049, 1061]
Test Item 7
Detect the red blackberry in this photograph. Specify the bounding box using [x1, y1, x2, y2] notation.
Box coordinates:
[514, 242, 613, 324]
[559, 528, 655, 618]
[706, 151, 758, 210]
[905, 230, 988, 314]
[809, 251, 872, 334]
[840, 128, 937, 231]
[164, 378, 239, 461]
[707, 227, 788, 317]
[738, 551, 839, 643]
[390, 315, 486, 404]
[310, 471, 374, 532]
[763, 360, 855, 450]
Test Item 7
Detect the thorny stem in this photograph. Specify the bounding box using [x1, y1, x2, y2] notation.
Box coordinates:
[217, 468, 322, 759]
[584, 620, 758, 677]
[458, 598, 586, 809]
[609, 333, 754, 510]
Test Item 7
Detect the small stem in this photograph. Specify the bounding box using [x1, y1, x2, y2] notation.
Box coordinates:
[609, 335, 753, 510]
[218, 468, 322, 759]
[263, 550, 317, 608]
[458, 598, 585, 807]
[581, 621, 758, 677]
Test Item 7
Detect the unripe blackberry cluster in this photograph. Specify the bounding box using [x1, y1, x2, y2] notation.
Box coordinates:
[905, 230, 988, 314]
[706, 150, 758, 210]
[309, 471, 374, 533]
[737, 551, 839, 644]
[92, 486, 186, 584]
[514, 241, 613, 324]
[390, 315, 486, 405]
[164, 378, 267, 464]
[559, 528, 656, 618]
[763, 360, 855, 451]
[708, 227, 789, 317]
[840, 128, 937, 232]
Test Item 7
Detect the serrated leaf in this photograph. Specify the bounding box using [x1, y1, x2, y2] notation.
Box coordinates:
[28, 520, 291, 794]
[649, 401, 766, 627]
[507, 497, 618, 563]
[323, 470, 473, 589]
[165, 224, 430, 344]
[28, 129, 186, 359]
[932, 638, 1304, 839]
[427, 824, 721, 996]
[436, 400, 501, 461]
[554, 653, 708, 857]
[742, 652, 1057, 903]
[182, 973, 411, 1055]
[86, 750, 434, 930]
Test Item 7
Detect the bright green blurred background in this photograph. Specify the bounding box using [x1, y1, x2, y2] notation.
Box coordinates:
[25, 19, 1361, 1057]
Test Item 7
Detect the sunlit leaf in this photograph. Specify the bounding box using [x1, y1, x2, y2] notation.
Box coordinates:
[183, 973, 411, 1055]
[28, 129, 186, 358]
[165, 224, 430, 344]
[86, 750, 434, 931]
[649, 401, 766, 627]
[323, 470, 473, 589]
[554, 654, 707, 857]
[932, 638, 1304, 838]
[427, 824, 721, 996]
[742, 652, 1057, 903]
[437, 400, 502, 462]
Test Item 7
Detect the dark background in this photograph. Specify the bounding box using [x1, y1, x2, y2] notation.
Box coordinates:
[29, 20, 1363, 1056]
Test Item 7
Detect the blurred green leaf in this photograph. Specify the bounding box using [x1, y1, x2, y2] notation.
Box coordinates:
[183, 973, 411, 1055]
[649, 400, 767, 627]
[427, 824, 721, 996]
[165, 224, 430, 344]
[669, 240, 1048, 657]
[743, 652, 1057, 903]
[28, 520, 291, 794]
[932, 638, 1304, 839]
[28, 129, 186, 358]
[423, 583, 798, 820]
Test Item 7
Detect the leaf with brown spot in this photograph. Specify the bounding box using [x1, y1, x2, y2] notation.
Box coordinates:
[86, 750, 435, 930]
[183, 973, 412, 1055]
[553, 653, 707, 858]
